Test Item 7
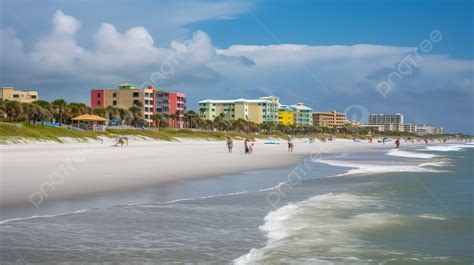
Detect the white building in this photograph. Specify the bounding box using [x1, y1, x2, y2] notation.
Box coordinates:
[415, 124, 443, 135]
[368, 113, 404, 125]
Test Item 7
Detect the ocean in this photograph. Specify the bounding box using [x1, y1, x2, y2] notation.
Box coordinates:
[1, 143, 473, 264]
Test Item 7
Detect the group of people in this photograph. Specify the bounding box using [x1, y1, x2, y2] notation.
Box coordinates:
[226, 136, 295, 154]
[226, 137, 254, 155]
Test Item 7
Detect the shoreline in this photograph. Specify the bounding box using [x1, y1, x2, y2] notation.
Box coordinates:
[1, 137, 422, 208]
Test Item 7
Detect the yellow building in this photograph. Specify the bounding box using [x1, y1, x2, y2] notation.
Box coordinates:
[312, 110, 350, 128]
[278, 105, 294, 125]
[198, 96, 279, 124]
[0, 87, 39, 103]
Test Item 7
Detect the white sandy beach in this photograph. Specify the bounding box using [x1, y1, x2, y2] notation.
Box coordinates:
[0, 137, 414, 208]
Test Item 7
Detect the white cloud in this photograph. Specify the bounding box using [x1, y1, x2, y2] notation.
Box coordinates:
[52, 10, 81, 35]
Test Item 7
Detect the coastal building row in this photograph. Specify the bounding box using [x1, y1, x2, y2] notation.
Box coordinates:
[198, 97, 316, 126]
[365, 113, 443, 135]
[91, 84, 186, 127]
[0, 85, 445, 134]
[0, 87, 39, 103]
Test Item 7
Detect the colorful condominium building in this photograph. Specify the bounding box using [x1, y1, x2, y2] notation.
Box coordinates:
[290, 103, 313, 126]
[278, 105, 294, 126]
[198, 96, 279, 124]
[0, 87, 39, 103]
[313, 110, 351, 128]
[91, 84, 186, 127]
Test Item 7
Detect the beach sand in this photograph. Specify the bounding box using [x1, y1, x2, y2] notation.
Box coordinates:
[0, 137, 411, 207]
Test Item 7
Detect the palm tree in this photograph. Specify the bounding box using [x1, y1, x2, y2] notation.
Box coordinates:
[21, 102, 40, 124]
[117, 108, 130, 125]
[106, 106, 120, 124]
[51, 99, 67, 125]
[5, 100, 22, 122]
[129, 106, 142, 127]
[151, 113, 165, 127]
[174, 110, 182, 128]
[184, 110, 198, 128]
[169, 113, 176, 128]
[0, 99, 6, 119]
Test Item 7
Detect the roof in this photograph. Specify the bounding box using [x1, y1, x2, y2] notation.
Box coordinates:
[290, 104, 313, 111]
[72, 114, 107, 121]
[199, 98, 270, 104]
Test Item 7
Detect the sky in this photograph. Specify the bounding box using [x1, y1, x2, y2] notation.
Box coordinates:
[0, 0, 473, 133]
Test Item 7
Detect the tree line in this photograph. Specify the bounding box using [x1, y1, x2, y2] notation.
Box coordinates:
[0, 98, 417, 136]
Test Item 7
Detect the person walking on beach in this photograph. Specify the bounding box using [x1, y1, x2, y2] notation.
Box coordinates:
[395, 138, 400, 149]
[244, 139, 250, 155]
[226, 137, 233, 153]
[288, 136, 294, 152]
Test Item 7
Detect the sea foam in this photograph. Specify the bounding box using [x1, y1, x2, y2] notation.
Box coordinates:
[386, 149, 438, 159]
[234, 193, 402, 264]
[313, 159, 444, 176]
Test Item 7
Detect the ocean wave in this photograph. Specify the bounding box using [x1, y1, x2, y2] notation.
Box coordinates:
[313, 159, 445, 176]
[0, 209, 88, 225]
[418, 144, 474, 152]
[386, 149, 438, 159]
[234, 193, 452, 264]
[417, 214, 447, 220]
[234, 193, 403, 264]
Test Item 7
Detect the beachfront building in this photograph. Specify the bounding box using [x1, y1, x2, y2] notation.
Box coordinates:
[291, 103, 313, 126]
[368, 113, 404, 132]
[278, 105, 294, 126]
[403, 124, 416, 133]
[91, 84, 186, 126]
[312, 110, 350, 128]
[368, 113, 404, 125]
[0, 87, 39, 103]
[198, 96, 280, 124]
[415, 124, 443, 135]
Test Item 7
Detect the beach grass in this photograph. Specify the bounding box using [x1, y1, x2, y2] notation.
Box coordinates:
[0, 123, 270, 143]
[0, 123, 106, 143]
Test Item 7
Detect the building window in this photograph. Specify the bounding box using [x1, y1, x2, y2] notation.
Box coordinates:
[133, 100, 140, 105]
[97, 93, 101, 98]
[13, 94, 19, 98]
[133, 92, 139, 97]
[113, 101, 117, 106]
[97, 100, 101, 105]
[145, 114, 149, 119]
[112, 93, 117, 98]
[145, 107, 149, 112]
[31, 95, 37, 99]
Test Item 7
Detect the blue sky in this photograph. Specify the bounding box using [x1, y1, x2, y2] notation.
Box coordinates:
[1, 0, 473, 133]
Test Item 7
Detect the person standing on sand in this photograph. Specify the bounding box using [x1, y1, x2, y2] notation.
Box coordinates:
[244, 139, 250, 155]
[288, 136, 294, 152]
[226, 137, 233, 153]
[395, 138, 400, 149]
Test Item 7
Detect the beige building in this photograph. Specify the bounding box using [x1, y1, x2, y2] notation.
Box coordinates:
[92, 84, 155, 123]
[313, 110, 350, 128]
[0, 87, 39, 103]
[198, 96, 280, 124]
